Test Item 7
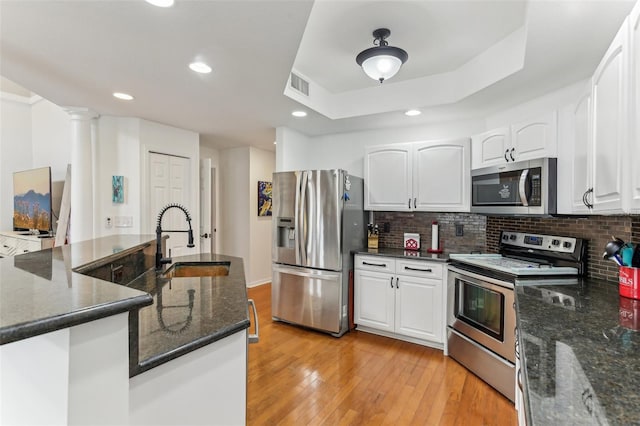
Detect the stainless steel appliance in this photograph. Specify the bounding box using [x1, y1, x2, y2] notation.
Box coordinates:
[271, 170, 366, 337]
[471, 158, 557, 215]
[447, 231, 586, 402]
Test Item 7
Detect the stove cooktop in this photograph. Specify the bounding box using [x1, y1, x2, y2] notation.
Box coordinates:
[449, 254, 579, 276]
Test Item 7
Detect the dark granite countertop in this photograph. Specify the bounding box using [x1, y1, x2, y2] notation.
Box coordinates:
[516, 279, 640, 425]
[125, 252, 250, 376]
[354, 247, 451, 262]
[0, 236, 154, 345]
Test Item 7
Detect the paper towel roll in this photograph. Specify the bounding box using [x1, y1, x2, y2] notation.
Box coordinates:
[430, 221, 439, 251]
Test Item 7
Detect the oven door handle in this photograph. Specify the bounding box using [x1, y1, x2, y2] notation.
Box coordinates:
[447, 265, 514, 290]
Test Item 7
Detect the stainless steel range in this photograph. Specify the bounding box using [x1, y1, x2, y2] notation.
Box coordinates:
[446, 231, 586, 403]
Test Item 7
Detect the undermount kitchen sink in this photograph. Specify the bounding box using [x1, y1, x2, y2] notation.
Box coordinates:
[162, 261, 231, 278]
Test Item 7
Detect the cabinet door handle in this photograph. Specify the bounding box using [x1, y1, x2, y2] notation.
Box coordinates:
[390, 277, 394, 288]
[510, 147, 515, 161]
[582, 189, 589, 207]
[504, 149, 510, 162]
[413, 198, 417, 209]
[408, 198, 411, 209]
[587, 188, 594, 209]
[395, 277, 399, 288]
[363, 261, 386, 268]
[404, 266, 432, 273]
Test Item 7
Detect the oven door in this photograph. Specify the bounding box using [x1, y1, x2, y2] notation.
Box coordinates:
[447, 266, 516, 363]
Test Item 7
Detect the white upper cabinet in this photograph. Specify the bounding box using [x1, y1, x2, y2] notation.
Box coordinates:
[510, 112, 558, 161]
[471, 113, 557, 170]
[570, 88, 593, 213]
[630, 2, 640, 212]
[364, 139, 470, 212]
[591, 18, 629, 213]
[471, 128, 510, 168]
[364, 143, 413, 211]
[413, 139, 470, 212]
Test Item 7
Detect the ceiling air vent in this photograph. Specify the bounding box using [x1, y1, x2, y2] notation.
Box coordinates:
[290, 73, 309, 96]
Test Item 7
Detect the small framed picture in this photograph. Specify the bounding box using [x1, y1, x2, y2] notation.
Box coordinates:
[258, 181, 272, 216]
[112, 176, 124, 203]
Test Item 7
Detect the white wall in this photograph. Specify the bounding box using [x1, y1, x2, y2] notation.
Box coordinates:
[276, 118, 484, 176]
[0, 93, 201, 242]
[219, 146, 275, 286]
[219, 147, 250, 271]
[95, 116, 141, 237]
[0, 93, 33, 230]
[31, 98, 71, 182]
[248, 147, 275, 286]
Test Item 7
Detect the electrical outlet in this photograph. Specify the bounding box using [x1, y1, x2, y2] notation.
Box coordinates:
[455, 224, 464, 237]
[114, 216, 133, 228]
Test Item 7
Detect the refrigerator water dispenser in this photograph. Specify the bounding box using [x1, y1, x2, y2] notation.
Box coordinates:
[276, 217, 295, 249]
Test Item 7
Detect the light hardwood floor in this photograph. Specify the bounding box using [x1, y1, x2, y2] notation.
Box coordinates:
[247, 284, 516, 425]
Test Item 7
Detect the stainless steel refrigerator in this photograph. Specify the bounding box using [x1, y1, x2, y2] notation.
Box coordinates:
[271, 169, 366, 337]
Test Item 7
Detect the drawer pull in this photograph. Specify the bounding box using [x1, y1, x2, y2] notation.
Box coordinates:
[404, 266, 432, 273]
[363, 261, 386, 268]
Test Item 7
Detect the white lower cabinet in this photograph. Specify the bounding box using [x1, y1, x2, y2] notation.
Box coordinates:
[354, 255, 444, 347]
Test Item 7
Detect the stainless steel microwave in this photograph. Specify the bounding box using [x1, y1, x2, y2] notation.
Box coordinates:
[470, 158, 557, 215]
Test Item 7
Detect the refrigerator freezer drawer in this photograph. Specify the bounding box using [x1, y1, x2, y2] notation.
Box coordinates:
[272, 264, 343, 334]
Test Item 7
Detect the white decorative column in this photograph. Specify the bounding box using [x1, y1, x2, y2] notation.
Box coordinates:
[64, 107, 99, 243]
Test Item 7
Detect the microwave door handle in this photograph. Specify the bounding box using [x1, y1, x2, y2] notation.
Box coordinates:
[519, 169, 530, 207]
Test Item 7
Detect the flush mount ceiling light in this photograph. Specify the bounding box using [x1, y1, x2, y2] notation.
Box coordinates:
[113, 92, 134, 101]
[189, 62, 212, 74]
[145, 0, 174, 7]
[356, 28, 408, 83]
[405, 109, 421, 116]
[291, 111, 307, 117]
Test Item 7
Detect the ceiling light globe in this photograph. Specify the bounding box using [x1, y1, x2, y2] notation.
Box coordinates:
[361, 55, 402, 82]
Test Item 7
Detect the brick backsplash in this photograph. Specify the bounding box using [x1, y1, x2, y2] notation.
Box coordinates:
[373, 212, 640, 284]
[372, 212, 486, 254]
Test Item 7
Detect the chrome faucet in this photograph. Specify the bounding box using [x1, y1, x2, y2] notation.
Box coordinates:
[155, 203, 195, 270]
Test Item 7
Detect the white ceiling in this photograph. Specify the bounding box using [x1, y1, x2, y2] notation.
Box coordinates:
[0, 0, 635, 153]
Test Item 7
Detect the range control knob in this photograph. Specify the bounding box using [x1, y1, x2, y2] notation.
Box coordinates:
[563, 241, 572, 249]
[510, 234, 517, 240]
[552, 239, 560, 246]
[502, 234, 509, 241]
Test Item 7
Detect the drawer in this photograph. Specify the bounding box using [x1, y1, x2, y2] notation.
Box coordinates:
[355, 255, 395, 274]
[396, 259, 443, 279]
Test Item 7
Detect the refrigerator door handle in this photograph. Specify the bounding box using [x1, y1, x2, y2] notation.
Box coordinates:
[294, 171, 303, 265]
[298, 171, 308, 266]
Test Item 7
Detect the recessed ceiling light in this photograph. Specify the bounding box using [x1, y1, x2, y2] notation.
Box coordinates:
[113, 92, 134, 101]
[145, 0, 174, 7]
[292, 111, 307, 118]
[189, 62, 212, 74]
[405, 109, 421, 116]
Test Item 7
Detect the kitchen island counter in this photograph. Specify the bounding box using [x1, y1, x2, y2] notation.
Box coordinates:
[516, 279, 640, 425]
[126, 252, 250, 376]
[0, 235, 155, 345]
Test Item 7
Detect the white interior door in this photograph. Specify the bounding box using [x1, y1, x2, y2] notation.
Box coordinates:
[149, 152, 194, 258]
[199, 158, 212, 254]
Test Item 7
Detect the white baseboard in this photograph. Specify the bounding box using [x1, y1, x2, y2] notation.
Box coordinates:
[246, 279, 271, 288]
